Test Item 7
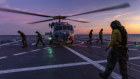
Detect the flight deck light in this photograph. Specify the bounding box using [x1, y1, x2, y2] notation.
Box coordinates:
[49, 37, 52, 40]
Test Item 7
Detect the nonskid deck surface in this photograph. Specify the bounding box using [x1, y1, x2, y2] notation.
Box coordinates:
[0, 38, 140, 79]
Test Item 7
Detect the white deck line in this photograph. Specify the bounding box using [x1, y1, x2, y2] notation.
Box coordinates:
[0, 62, 89, 75]
[129, 56, 140, 60]
[0, 41, 20, 47]
[0, 56, 7, 59]
[128, 67, 140, 73]
[13, 52, 28, 56]
[96, 56, 140, 64]
[0, 43, 10, 46]
[92, 46, 101, 48]
[64, 46, 121, 79]
[129, 49, 138, 51]
[31, 49, 41, 52]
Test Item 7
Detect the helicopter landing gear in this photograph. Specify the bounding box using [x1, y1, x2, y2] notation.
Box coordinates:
[71, 40, 74, 44]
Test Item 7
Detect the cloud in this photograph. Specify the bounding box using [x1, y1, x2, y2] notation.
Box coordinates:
[105, 11, 134, 21]
[113, 12, 133, 19]
[131, 16, 140, 20]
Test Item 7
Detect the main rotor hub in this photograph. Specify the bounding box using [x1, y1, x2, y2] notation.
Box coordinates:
[53, 16, 66, 19]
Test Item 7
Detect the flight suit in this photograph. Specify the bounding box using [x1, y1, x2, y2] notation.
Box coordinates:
[103, 29, 128, 79]
[87, 30, 93, 44]
[19, 32, 27, 48]
[36, 32, 45, 47]
[96, 30, 103, 44]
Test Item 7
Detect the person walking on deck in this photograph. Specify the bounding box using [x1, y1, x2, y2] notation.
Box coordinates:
[99, 20, 129, 79]
[96, 28, 104, 44]
[17, 30, 27, 48]
[87, 29, 93, 44]
[35, 31, 45, 47]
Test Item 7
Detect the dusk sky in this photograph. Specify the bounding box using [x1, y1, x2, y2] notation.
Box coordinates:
[0, 0, 140, 35]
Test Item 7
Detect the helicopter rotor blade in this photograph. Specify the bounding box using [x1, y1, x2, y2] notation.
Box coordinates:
[65, 19, 89, 23]
[67, 3, 130, 17]
[28, 19, 54, 24]
[0, 8, 53, 18]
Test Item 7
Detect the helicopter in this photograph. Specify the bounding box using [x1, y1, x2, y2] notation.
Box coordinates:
[0, 3, 130, 44]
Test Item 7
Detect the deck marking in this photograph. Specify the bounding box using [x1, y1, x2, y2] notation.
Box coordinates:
[128, 62, 140, 68]
[43, 48, 47, 49]
[0, 41, 20, 47]
[31, 49, 41, 52]
[0, 62, 89, 75]
[43, 47, 51, 49]
[128, 67, 140, 73]
[12, 44, 20, 45]
[96, 56, 140, 63]
[80, 42, 84, 44]
[13, 52, 28, 56]
[0, 43, 10, 46]
[32, 43, 36, 45]
[0, 56, 7, 59]
[77, 44, 87, 47]
[92, 46, 101, 48]
[128, 63, 140, 73]
[129, 56, 140, 60]
[128, 44, 134, 45]
[64, 46, 121, 79]
[129, 49, 138, 51]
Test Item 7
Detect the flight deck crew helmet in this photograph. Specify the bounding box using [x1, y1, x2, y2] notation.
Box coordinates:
[36, 31, 39, 33]
[111, 20, 128, 46]
[101, 28, 103, 31]
[18, 30, 21, 33]
[110, 20, 121, 29]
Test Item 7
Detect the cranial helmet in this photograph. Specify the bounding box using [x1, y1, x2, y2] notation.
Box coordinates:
[110, 20, 121, 29]
[18, 30, 21, 33]
[101, 28, 103, 31]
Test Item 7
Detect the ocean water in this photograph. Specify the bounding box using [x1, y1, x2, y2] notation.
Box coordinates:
[76, 34, 140, 42]
[0, 34, 140, 43]
[0, 35, 36, 43]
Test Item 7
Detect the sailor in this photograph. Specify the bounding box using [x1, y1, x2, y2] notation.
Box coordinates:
[96, 28, 103, 44]
[99, 20, 129, 79]
[17, 30, 27, 48]
[35, 31, 45, 47]
[87, 29, 93, 44]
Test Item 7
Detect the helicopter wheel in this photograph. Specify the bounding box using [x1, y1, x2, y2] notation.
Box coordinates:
[71, 40, 74, 45]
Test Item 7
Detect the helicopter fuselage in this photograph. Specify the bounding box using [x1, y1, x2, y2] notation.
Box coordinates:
[49, 22, 74, 44]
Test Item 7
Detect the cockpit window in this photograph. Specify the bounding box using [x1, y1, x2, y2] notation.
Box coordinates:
[55, 25, 73, 31]
[67, 26, 73, 30]
[63, 26, 67, 30]
[55, 26, 62, 31]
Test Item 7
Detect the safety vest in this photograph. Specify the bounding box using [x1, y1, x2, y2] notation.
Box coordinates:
[117, 26, 128, 46]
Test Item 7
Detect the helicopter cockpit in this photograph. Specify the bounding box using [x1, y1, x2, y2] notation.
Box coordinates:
[49, 22, 74, 44]
[54, 22, 73, 31]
